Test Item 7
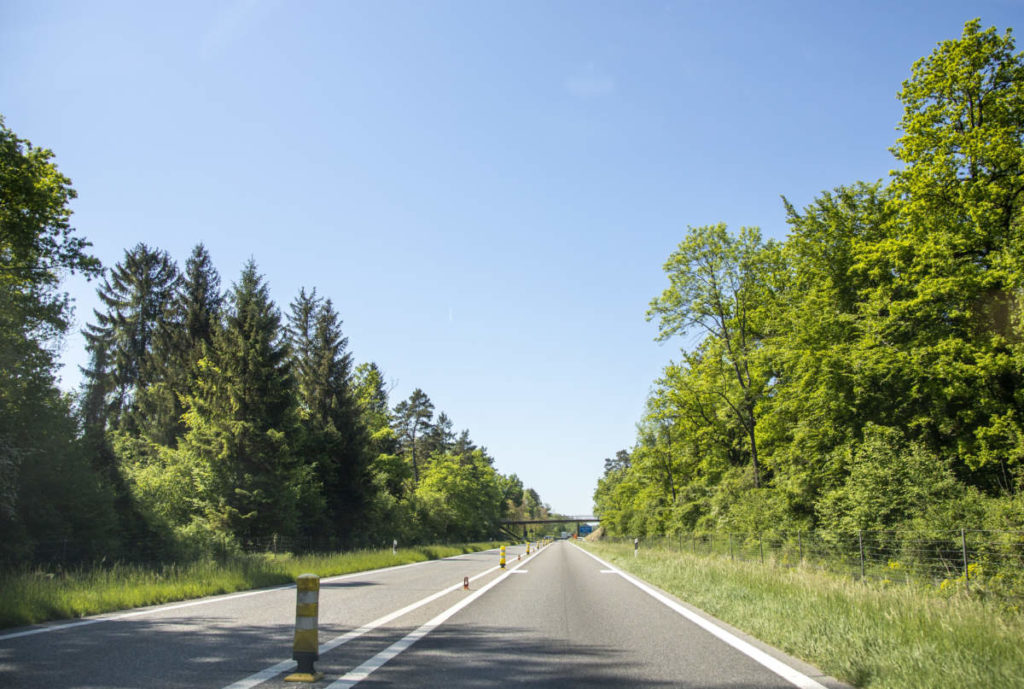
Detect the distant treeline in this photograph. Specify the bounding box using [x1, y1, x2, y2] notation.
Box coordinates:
[0, 126, 552, 568]
[595, 20, 1024, 537]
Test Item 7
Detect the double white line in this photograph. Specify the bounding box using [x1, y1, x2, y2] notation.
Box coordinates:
[327, 553, 529, 688]
[223, 550, 531, 689]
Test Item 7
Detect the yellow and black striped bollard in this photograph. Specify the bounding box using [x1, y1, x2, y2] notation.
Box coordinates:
[500, 545, 506, 569]
[285, 573, 324, 682]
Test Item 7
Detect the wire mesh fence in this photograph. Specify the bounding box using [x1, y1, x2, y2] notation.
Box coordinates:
[624, 529, 1024, 598]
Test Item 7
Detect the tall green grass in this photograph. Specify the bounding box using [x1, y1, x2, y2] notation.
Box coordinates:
[0, 542, 501, 629]
[584, 541, 1024, 689]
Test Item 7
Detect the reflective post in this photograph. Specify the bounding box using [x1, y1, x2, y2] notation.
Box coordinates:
[285, 574, 323, 682]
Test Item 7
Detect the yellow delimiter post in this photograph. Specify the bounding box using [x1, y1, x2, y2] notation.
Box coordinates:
[285, 573, 323, 682]
[526, 541, 530, 555]
[500, 545, 506, 569]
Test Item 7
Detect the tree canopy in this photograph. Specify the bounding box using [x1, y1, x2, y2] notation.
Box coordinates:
[596, 19, 1024, 538]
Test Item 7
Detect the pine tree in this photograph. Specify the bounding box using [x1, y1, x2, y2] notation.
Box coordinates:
[393, 389, 434, 483]
[422, 412, 455, 458]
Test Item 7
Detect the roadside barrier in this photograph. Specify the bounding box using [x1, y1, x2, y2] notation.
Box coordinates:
[285, 574, 323, 682]
[500, 545, 506, 569]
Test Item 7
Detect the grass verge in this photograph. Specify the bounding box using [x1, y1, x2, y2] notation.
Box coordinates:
[0, 542, 502, 630]
[583, 541, 1024, 689]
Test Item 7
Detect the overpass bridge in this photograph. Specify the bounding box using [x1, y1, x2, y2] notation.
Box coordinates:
[499, 515, 598, 539]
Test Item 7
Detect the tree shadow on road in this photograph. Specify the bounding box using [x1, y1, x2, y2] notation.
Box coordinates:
[310, 623, 794, 689]
[1, 615, 293, 689]
[2, 618, 798, 689]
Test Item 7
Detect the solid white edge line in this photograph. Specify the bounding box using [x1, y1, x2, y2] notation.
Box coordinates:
[0, 547, 512, 642]
[572, 544, 829, 689]
[0, 584, 291, 641]
[326, 549, 537, 688]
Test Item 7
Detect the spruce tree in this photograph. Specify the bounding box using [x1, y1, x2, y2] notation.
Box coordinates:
[81, 243, 180, 434]
[287, 290, 372, 542]
[179, 260, 299, 544]
[138, 244, 222, 445]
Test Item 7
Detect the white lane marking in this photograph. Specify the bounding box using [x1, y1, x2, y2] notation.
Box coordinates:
[573, 545, 828, 689]
[0, 549, 507, 642]
[326, 553, 534, 688]
[220, 564, 503, 689]
[0, 585, 294, 642]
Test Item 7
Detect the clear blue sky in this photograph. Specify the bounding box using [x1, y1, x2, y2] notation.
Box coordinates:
[3, 1, 1021, 515]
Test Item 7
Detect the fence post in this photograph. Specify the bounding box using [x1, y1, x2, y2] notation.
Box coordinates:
[858, 530, 865, 579]
[729, 533, 734, 561]
[759, 533, 764, 564]
[798, 532, 803, 563]
[692, 533, 696, 554]
[709, 533, 714, 556]
[961, 527, 970, 593]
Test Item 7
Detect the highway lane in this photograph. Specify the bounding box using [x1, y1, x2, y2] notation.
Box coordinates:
[0, 542, 850, 688]
[297, 542, 848, 689]
[0, 546, 526, 689]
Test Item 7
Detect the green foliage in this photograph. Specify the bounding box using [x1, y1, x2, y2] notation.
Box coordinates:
[0, 118, 561, 570]
[874, 19, 1024, 474]
[178, 260, 302, 543]
[287, 288, 372, 541]
[0, 116, 115, 567]
[393, 388, 435, 484]
[600, 21, 1024, 549]
[415, 451, 503, 541]
[815, 425, 962, 532]
[647, 223, 784, 487]
[136, 243, 222, 446]
[0, 542, 501, 629]
[82, 244, 180, 435]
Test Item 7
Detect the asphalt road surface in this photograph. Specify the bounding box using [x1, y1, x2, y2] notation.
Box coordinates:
[0, 541, 850, 688]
